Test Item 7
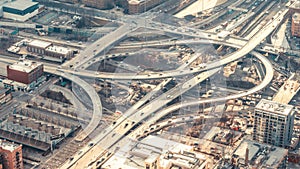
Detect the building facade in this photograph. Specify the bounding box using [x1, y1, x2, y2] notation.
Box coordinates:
[1, 0, 39, 22]
[27, 40, 52, 55]
[292, 13, 300, 37]
[27, 40, 73, 60]
[253, 99, 295, 148]
[128, 0, 162, 14]
[82, 0, 114, 9]
[0, 88, 12, 105]
[45, 46, 73, 59]
[0, 140, 23, 169]
[7, 60, 44, 85]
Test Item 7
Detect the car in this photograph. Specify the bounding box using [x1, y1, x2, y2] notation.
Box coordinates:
[167, 95, 173, 99]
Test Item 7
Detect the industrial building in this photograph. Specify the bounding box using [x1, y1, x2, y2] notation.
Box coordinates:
[292, 13, 300, 37]
[253, 99, 295, 148]
[0, 0, 39, 22]
[27, 40, 52, 55]
[45, 46, 73, 60]
[0, 108, 79, 151]
[0, 139, 23, 169]
[101, 135, 208, 169]
[27, 40, 73, 61]
[7, 60, 44, 86]
[232, 139, 288, 168]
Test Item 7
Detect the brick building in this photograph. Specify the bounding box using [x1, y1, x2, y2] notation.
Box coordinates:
[82, 0, 114, 9]
[7, 60, 43, 85]
[128, 0, 162, 14]
[0, 140, 23, 169]
[292, 13, 300, 37]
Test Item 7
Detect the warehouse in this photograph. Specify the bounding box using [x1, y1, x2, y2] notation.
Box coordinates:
[1, 0, 39, 21]
[27, 40, 52, 55]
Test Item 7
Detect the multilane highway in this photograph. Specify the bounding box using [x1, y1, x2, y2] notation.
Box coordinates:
[0, 10, 281, 143]
[0, 2, 290, 168]
[79, 46, 274, 169]
[127, 50, 273, 141]
[0, 9, 282, 161]
[52, 7, 286, 81]
[62, 68, 221, 169]
[58, 6, 285, 168]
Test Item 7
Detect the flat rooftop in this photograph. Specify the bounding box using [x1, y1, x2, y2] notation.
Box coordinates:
[128, 0, 146, 5]
[234, 139, 288, 168]
[9, 60, 42, 73]
[28, 40, 52, 49]
[256, 99, 294, 116]
[102, 135, 206, 169]
[0, 139, 20, 152]
[3, 0, 38, 11]
[46, 46, 71, 55]
[293, 13, 300, 24]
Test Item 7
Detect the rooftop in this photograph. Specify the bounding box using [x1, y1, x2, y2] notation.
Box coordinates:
[3, 0, 38, 11]
[293, 13, 300, 23]
[45, 46, 72, 55]
[233, 139, 288, 168]
[0, 139, 20, 152]
[9, 60, 42, 73]
[255, 99, 294, 116]
[102, 135, 207, 169]
[28, 40, 52, 49]
[128, 0, 146, 5]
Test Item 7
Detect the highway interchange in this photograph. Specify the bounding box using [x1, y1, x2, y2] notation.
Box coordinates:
[0, 0, 294, 168]
[60, 3, 284, 168]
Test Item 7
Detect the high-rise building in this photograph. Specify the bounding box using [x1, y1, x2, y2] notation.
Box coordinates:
[0, 140, 23, 169]
[292, 13, 300, 37]
[253, 99, 295, 148]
